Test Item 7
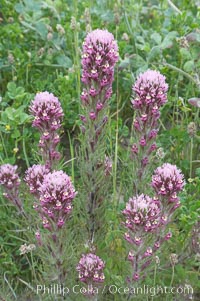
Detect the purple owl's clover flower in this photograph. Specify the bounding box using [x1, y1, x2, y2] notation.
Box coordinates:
[152, 163, 185, 212]
[24, 164, 50, 196]
[38, 170, 77, 230]
[30, 92, 63, 129]
[0, 164, 23, 213]
[81, 29, 118, 89]
[29, 92, 64, 168]
[122, 164, 185, 282]
[131, 70, 168, 181]
[77, 253, 105, 295]
[0, 164, 20, 190]
[79, 30, 118, 247]
[122, 194, 162, 281]
[132, 70, 168, 109]
[123, 194, 161, 236]
[80, 29, 118, 133]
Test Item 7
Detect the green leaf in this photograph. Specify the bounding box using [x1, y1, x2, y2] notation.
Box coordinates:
[14, 3, 24, 14]
[161, 31, 178, 49]
[56, 55, 72, 68]
[7, 82, 16, 92]
[183, 60, 195, 72]
[35, 22, 48, 40]
[11, 129, 21, 139]
[136, 35, 145, 44]
[131, 54, 147, 69]
[151, 32, 162, 44]
[16, 87, 25, 95]
[120, 125, 129, 137]
[195, 168, 200, 177]
[118, 58, 130, 70]
[4, 107, 15, 121]
[148, 46, 161, 62]
[180, 48, 192, 60]
[1, 112, 7, 124]
[23, 0, 42, 11]
[101, 11, 114, 23]
[19, 113, 31, 124]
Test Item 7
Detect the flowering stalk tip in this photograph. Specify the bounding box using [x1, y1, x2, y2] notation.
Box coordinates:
[0, 164, 23, 213]
[77, 252, 105, 295]
[29, 91, 64, 168]
[130, 70, 168, 188]
[38, 170, 77, 230]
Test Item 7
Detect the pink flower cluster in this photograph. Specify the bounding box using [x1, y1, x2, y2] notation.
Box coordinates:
[24, 164, 50, 195]
[0, 164, 20, 189]
[131, 70, 168, 174]
[123, 163, 185, 282]
[152, 163, 185, 209]
[123, 194, 161, 236]
[77, 253, 105, 284]
[29, 92, 64, 168]
[80, 29, 118, 135]
[30, 92, 63, 129]
[132, 70, 168, 109]
[0, 164, 22, 211]
[24, 164, 77, 230]
[152, 163, 184, 196]
[123, 194, 163, 281]
[38, 171, 77, 229]
[81, 29, 118, 91]
[123, 194, 171, 281]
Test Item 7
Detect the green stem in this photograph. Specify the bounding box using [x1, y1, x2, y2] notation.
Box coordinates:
[4, 272, 17, 299]
[73, 0, 81, 105]
[33, 63, 67, 68]
[163, 62, 200, 87]
[123, 11, 137, 53]
[74, 30, 80, 101]
[30, 251, 37, 282]
[166, 264, 175, 300]
[25, 253, 37, 283]
[159, 118, 167, 131]
[113, 27, 119, 207]
[26, 64, 29, 86]
[0, 64, 10, 69]
[0, 131, 8, 158]
[22, 127, 30, 168]
[68, 131, 75, 184]
[151, 263, 157, 301]
[167, 0, 182, 14]
[169, 265, 175, 292]
[189, 137, 193, 178]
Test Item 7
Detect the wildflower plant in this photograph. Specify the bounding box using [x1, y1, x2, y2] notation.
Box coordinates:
[24, 164, 50, 197]
[130, 70, 168, 193]
[79, 29, 118, 243]
[123, 170, 185, 283]
[152, 163, 185, 215]
[38, 170, 77, 230]
[29, 91, 64, 169]
[123, 194, 161, 281]
[77, 253, 105, 297]
[0, 164, 24, 214]
[25, 92, 77, 283]
[122, 70, 185, 285]
[76, 28, 119, 294]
